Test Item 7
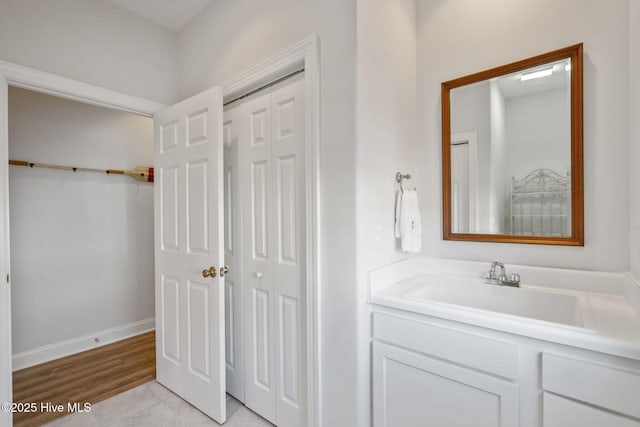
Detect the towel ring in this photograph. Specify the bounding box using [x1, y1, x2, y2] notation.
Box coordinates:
[396, 172, 411, 184]
[396, 172, 413, 192]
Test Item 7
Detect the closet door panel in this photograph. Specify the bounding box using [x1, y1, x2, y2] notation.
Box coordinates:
[223, 113, 244, 400]
[274, 95, 297, 139]
[224, 279, 237, 369]
[253, 287, 272, 389]
[186, 160, 209, 255]
[160, 166, 179, 251]
[186, 110, 209, 146]
[251, 160, 269, 260]
[251, 107, 269, 146]
[277, 155, 298, 265]
[161, 274, 181, 364]
[237, 73, 306, 427]
[271, 75, 306, 427]
[241, 92, 276, 424]
[187, 280, 210, 379]
[160, 120, 179, 153]
[279, 294, 300, 406]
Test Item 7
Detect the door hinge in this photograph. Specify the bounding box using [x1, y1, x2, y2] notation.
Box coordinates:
[6, 273, 9, 284]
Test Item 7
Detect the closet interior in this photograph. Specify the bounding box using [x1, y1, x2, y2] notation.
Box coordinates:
[8, 86, 155, 425]
[8, 86, 155, 370]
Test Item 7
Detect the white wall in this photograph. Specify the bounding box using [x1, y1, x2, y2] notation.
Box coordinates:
[178, 2, 360, 425]
[630, 2, 640, 278]
[418, 0, 630, 272]
[505, 89, 571, 181]
[356, 0, 416, 426]
[489, 80, 507, 233]
[8, 87, 154, 356]
[0, 0, 178, 105]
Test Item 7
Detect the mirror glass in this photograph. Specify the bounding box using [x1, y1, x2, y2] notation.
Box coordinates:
[442, 44, 583, 245]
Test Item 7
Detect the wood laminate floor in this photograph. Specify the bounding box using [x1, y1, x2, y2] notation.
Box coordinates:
[12, 331, 156, 427]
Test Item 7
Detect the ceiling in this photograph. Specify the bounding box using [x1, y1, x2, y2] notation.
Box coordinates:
[497, 59, 571, 99]
[105, 0, 215, 32]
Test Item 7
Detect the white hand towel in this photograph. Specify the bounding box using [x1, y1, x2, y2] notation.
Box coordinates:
[394, 191, 402, 238]
[399, 189, 422, 253]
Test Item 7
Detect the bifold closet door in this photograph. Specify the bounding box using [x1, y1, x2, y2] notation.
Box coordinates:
[223, 109, 245, 400]
[239, 74, 307, 427]
[270, 76, 307, 427]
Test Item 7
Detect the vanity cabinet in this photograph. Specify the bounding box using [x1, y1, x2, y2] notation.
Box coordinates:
[371, 309, 640, 427]
[372, 312, 519, 427]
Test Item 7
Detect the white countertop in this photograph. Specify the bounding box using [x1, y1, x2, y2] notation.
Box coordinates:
[370, 257, 640, 360]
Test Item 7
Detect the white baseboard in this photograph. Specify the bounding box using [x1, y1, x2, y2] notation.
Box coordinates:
[12, 318, 155, 371]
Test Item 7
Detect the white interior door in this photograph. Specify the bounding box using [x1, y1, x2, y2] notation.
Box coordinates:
[451, 131, 479, 233]
[154, 86, 226, 423]
[451, 142, 470, 233]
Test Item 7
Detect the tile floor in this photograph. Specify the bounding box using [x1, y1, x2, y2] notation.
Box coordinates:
[41, 381, 273, 427]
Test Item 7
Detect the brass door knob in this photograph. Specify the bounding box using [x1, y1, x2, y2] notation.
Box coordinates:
[202, 266, 217, 278]
[219, 266, 229, 277]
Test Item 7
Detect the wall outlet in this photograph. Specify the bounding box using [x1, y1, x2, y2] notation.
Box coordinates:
[372, 224, 382, 250]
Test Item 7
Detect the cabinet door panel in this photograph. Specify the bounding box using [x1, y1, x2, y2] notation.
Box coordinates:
[372, 341, 518, 427]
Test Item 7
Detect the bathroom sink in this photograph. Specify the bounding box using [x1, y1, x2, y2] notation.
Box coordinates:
[403, 275, 588, 329]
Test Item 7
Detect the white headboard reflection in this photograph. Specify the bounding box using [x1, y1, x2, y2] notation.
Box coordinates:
[510, 168, 570, 236]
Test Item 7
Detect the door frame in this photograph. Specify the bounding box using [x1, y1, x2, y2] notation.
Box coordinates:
[0, 59, 164, 427]
[451, 131, 479, 233]
[0, 33, 321, 427]
[221, 34, 321, 427]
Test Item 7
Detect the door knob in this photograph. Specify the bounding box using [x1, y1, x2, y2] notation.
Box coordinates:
[202, 266, 217, 278]
[255, 272, 263, 279]
[219, 266, 229, 277]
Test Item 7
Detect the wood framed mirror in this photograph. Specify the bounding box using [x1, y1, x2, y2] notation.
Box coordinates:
[442, 43, 583, 246]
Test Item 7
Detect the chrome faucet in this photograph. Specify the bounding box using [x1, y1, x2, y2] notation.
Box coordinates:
[485, 261, 520, 287]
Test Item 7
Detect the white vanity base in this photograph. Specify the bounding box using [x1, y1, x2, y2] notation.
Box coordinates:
[370, 257, 640, 427]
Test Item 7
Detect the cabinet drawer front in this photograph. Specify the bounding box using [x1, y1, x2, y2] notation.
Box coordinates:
[543, 393, 640, 427]
[542, 352, 640, 419]
[373, 312, 519, 379]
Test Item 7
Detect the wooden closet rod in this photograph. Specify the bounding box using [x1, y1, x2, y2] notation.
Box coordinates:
[8, 159, 154, 183]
